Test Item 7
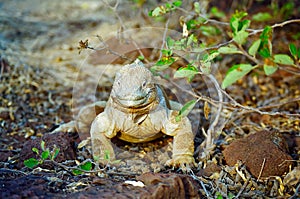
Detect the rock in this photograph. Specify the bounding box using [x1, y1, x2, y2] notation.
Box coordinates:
[18, 132, 77, 168]
[136, 173, 201, 199]
[67, 173, 201, 199]
[197, 161, 221, 177]
[223, 130, 293, 178]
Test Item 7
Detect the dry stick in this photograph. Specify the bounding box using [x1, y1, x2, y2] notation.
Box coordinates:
[247, 19, 300, 35]
[279, 66, 300, 75]
[235, 177, 250, 199]
[156, 72, 221, 109]
[0, 59, 3, 80]
[95, 35, 132, 61]
[47, 160, 137, 176]
[221, 89, 300, 117]
[189, 171, 212, 198]
[258, 97, 300, 110]
[190, 19, 300, 53]
[205, 74, 223, 148]
[256, 158, 266, 182]
[290, 183, 300, 199]
[158, 15, 171, 60]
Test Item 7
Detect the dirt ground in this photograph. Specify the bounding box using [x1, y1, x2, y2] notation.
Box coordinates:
[0, 0, 299, 198]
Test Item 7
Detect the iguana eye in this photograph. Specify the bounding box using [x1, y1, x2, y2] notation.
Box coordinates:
[142, 80, 147, 87]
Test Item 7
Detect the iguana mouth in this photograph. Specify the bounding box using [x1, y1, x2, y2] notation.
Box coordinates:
[112, 88, 157, 110]
[116, 96, 149, 107]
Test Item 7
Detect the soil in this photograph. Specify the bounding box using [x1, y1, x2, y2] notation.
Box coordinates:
[0, 0, 299, 198]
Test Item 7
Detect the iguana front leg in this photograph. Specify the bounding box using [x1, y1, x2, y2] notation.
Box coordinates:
[50, 101, 106, 138]
[90, 111, 117, 164]
[164, 110, 196, 169]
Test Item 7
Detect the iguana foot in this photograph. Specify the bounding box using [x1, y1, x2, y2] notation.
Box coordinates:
[165, 155, 196, 171]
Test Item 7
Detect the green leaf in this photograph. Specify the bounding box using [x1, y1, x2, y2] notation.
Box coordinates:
[200, 61, 211, 75]
[222, 64, 253, 89]
[41, 140, 46, 151]
[187, 34, 197, 46]
[52, 148, 60, 160]
[218, 45, 242, 54]
[104, 150, 110, 160]
[172, 0, 182, 7]
[24, 158, 39, 169]
[151, 63, 170, 72]
[233, 31, 249, 45]
[292, 32, 300, 40]
[137, 55, 144, 61]
[165, 3, 171, 9]
[151, 57, 175, 72]
[166, 37, 175, 49]
[248, 39, 261, 57]
[258, 26, 272, 58]
[215, 191, 224, 199]
[203, 51, 220, 62]
[151, 7, 163, 17]
[289, 43, 297, 58]
[260, 26, 272, 40]
[228, 192, 235, 199]
[80, 161, 92, 171]
[161, 49, 172, 56]
[200, 25, 221, 36]
[259, 47, 271, 58]
[72, 169, 83, 175]
[210, 7, 225, 18]
[174, 65, 199, 80]
[41, 150, 50, 160]
[252, 12, 272, 22]
[186, 19, 198, 30]
[273, 54, 294, 65]
[194, 2, 200, 14]
[176, 99, 197, 122]
[240, 20, 250, 31]
[230, 11, 248, 33]
[264, 64, 278, 75]
[32, 147, 39, 155]
[230, 16, 239, 33]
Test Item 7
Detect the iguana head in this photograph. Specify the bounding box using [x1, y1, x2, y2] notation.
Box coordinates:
[111, 60, 157, 109]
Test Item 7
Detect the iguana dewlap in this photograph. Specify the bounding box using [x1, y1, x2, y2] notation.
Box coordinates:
[91, 60, 195, 168]
[52, 60, 196, 169]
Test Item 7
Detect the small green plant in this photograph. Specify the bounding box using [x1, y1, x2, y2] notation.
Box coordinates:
[24, 140, 60, 169]
[148, 0, 182, 17]
[147, 1, 299, 150]
[72, 161, 93, 175]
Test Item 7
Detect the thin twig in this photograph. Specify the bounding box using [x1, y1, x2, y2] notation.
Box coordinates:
[237, 44, 262, 65]
[95, 35, 132, 61]
[235, 177, 250, 198]
[289, 183, 300, 199]
[159, 15, 171, 60]
[256, 158, 266, 182]
[189, 19, 300, 53]
[248, 19, 300, 35]
[221, 89, 300, 117]
[0, 168, 27, 176]
[205, 74, 223, 148]
[189, 171, 212, 198]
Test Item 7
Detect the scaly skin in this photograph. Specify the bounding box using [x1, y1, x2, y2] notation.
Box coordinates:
[90, 60, 196, 169]
[51, 60, 196, 169]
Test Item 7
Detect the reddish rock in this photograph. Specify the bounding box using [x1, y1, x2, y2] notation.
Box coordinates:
[197, 161, 221, 177]
[68, 173, 201, 198]
[223, 131, 293, 178]
[18, 132, 77, 168]
[137, 173, 200, 199]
